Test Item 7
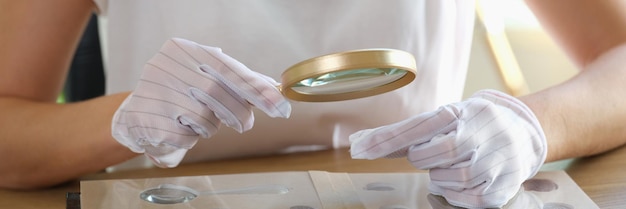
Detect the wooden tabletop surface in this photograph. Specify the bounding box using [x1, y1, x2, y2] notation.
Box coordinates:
[1, 145, 625, 208]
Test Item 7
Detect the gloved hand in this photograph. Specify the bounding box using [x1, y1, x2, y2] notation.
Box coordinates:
[350, 89, 547, 208]
[112, 38, 291, 168]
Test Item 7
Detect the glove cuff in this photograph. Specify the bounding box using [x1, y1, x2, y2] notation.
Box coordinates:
[471, 89, 548, 178]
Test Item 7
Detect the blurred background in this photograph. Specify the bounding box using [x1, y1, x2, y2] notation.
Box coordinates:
[464, 0, 577, 98]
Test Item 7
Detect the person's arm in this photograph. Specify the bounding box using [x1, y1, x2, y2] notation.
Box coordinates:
[0, 1, 137, 189]
[521, 0, 626, 162]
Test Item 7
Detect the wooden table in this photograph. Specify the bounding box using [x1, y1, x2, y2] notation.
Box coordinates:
[1, 146, 625, 209]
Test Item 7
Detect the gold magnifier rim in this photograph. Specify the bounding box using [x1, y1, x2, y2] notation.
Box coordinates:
[280, 48, 418, 102]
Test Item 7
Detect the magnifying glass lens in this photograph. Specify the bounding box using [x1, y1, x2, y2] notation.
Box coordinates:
[280, 48, 417, 102]
[291, 68, 406, 95]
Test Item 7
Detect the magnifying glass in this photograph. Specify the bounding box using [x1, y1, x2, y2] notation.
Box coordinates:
[279, 48, 417, 102]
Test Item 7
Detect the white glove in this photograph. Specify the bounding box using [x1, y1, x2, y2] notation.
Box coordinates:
[112, 38, 291, 168]
[350, 89, 547, 208]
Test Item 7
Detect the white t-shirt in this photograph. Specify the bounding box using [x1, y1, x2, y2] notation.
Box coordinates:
[93, 0, 476, 169]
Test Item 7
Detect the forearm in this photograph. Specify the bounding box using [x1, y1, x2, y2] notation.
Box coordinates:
[521, 0, 626, 162]
[520, 45, 626, 162]
[0, 92, 137, 189]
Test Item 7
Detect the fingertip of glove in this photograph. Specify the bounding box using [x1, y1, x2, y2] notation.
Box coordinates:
[348, 149, 367, 159]
[348, 144, 377, 160]
[348, 129, 371, 142]
[265, 99, 292, 118]
[348, 129, 384, 160]
[280, 101, 292, 118]
[146, 148, 188, 168]
[349, 148, 392, 160]
[233, 123, 247, 134]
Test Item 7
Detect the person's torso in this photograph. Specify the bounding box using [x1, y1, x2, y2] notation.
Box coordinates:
[94, 0, 475, 170]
